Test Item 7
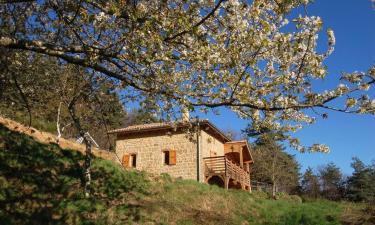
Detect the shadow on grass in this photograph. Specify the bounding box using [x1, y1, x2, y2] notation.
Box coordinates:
[0, 124, 148, 225]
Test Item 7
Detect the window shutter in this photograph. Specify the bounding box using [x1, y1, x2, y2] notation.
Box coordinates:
[169, 150, 176, 165]
[122, 154, 130, 168]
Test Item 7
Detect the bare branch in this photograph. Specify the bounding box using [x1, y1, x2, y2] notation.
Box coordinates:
[9, 70, 32, 127]
[0, 36, 150, 92]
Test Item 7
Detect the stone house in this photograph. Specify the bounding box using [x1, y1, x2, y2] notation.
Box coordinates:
[108, 119, 254, 191]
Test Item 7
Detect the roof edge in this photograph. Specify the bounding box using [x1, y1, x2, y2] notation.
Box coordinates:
[225, 139, 254, 164]
[108, 119, 232, 142]
[199, 120, 232, 143]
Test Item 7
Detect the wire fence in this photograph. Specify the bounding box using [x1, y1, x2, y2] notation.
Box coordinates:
[251, 181, 293, 194]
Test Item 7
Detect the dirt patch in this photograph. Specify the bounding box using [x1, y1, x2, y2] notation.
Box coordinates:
[0, 116, 118, 162]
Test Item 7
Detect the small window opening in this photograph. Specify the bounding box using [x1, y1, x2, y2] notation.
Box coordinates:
[164, 151, 170, 165]
[163, 150, 176, 165]
[130, 154, 137, 168]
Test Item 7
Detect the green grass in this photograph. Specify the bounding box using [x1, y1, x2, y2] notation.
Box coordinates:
[0, 123, 149, 224]
[147, 179, 344, 225]
[0, 124, 372, 225]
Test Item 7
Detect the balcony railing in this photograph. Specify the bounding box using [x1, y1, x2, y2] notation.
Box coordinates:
[203, 156, 250, 189]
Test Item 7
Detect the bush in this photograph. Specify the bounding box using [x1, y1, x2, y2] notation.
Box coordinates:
[0, 124, 149, 224]
[91, 159, 150, 197]
[275, 192, 302, 203]
[251, 190, 271, 199]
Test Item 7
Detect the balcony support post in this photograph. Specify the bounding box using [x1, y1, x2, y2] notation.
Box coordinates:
[224, 176, 229, 190]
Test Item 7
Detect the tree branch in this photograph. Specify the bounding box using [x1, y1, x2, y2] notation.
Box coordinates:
[191, 77, 375, 112]
[0, 36, 150, 92]
[0, 0, 35, 3]
[8, 69, 32, 127]
[164, 0, 225, 42]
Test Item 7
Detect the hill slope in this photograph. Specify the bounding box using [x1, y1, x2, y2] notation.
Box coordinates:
[0, 123, 372, 225]
[0, 116, 116, 162]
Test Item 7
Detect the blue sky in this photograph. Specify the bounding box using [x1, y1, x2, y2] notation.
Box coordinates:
[192, 0, 375, 175]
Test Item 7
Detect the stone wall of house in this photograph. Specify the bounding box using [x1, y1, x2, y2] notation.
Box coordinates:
[200, 130, 225, 158]
[116, 130, 198, 180]
[198, 130, 225, 182]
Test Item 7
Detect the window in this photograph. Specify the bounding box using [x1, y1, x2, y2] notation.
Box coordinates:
[164, 151, 170, 165]
[130, 154, 137, 168]
[122, 153, 137, 168]
[163, 150, 176, 165]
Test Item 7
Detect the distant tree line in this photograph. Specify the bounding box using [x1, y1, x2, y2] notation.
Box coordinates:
[301, 158, 375, 203]
[251, 133, 375, 204]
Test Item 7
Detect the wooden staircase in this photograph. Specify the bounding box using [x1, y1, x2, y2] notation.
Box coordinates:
[203, 156, 251, 191]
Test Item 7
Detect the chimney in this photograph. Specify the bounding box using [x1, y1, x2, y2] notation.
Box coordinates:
[181, 108, 190, 122]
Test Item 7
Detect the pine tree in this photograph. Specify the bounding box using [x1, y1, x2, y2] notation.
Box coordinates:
[301, 167, 320, 199]
[346, 157, 375, 203]
[251, 133, 300, 196]
[318, 163, 345, 200]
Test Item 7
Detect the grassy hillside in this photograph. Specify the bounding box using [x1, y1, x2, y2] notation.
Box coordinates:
[0, 124, 373, 225]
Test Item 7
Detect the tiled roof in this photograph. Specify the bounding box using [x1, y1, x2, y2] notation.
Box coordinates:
[108, 119, 231, 142]
[226, 140, 247, 144]
[107, 122, 173, 134]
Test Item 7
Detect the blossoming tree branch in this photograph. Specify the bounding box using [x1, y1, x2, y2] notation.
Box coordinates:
[1, 0, 374, 152]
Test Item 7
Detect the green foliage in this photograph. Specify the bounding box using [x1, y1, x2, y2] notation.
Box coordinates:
[251, 133, 300, 195]
[275, 192, 303, 203]
[318, 162, 345, 201]
[0, 52, 127, 149]
[0, 124, 149, 224]
[301, 167, 321, 199]
[346, 157, 375, 203]
[302, 160, 375, 203]
[123, 108, 160, 126]
[91, 159, 150, 198]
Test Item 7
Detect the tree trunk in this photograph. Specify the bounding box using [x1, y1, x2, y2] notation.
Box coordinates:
[68, 98, 92, 198]
[56, 102, 62, 143]
[271, 150, 276, 198]
[83, 138, 92, 197]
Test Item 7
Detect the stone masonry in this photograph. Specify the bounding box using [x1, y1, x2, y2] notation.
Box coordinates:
[115, 128, 226, 182]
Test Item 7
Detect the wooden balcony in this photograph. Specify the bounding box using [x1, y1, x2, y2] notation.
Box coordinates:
[203, 156, 251, 192]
